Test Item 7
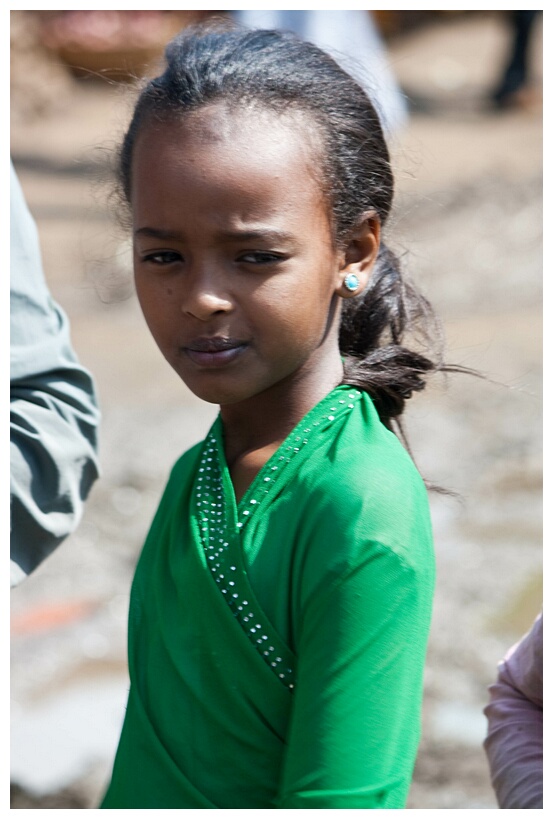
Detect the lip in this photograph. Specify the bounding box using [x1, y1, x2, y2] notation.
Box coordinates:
[181, 337, 248, 368]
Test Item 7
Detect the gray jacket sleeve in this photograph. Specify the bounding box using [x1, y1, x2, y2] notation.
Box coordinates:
[10, 161, 101, 586]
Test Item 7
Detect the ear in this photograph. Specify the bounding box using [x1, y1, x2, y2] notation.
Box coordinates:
[336, 212, 381, 298]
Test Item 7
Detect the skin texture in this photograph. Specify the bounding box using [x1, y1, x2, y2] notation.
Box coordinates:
[131, 104, 379, 498]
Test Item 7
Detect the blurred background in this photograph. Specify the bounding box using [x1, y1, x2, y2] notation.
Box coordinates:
[10, 9, 542, 809]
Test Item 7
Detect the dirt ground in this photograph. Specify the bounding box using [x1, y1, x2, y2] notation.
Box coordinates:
[10, 11, 542, 810]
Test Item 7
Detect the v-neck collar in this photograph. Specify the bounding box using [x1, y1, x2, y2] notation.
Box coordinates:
[212, 385, 362, 532]
[191, 384, 363, 690]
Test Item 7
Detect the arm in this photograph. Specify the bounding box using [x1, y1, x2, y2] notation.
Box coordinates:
[277, 540, 434, 808]
[10, 161, 100, 586]
[483, 613, 543, 809]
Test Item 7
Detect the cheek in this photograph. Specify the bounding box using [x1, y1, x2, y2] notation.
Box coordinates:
[254, 294, 331, 354]
[252, 256, 336, 314]
[134, 277, 172, 329]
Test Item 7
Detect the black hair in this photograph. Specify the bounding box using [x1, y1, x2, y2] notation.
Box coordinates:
[117, 21, 453, 436]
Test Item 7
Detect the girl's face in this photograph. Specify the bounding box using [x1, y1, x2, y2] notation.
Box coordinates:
[130, 105, 377, 408]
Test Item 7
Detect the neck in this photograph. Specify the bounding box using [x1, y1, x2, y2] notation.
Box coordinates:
[220, 351, 344, 469]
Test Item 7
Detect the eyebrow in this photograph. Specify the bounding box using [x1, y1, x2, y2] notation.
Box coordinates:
[134, 227, 185, 241]
[218, 229, 295, 244]
[134, 226, 296, 244]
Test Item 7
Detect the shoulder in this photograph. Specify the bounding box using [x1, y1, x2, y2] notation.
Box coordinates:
[133, 439, 205, 575]
[284, 396, 434, 583]
[296, 393, 431, 563]
[147, 439, 205, 521]
[169, 439, 204, 482]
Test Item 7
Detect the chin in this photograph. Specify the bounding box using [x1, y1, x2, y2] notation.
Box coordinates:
[176, 374, 258, 407]
[173, 358, 295, 407]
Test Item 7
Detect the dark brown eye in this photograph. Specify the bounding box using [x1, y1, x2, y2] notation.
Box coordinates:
[238, 251, 284, 265]
[143, 251, 181, 265]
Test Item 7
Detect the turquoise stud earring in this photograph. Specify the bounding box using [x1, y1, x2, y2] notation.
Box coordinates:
[343, 273, 360, 293]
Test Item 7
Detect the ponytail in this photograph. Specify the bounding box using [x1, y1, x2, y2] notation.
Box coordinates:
[340, 243, 442, 432]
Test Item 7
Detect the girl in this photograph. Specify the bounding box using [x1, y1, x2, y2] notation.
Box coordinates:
[101, 23, 439, 809]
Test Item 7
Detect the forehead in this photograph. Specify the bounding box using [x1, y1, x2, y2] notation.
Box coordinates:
[130, 103, 327, 217]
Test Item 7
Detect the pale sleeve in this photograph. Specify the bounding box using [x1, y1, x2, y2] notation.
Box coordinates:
[10, 161, 100, 586]
[483, 613, 543, 809]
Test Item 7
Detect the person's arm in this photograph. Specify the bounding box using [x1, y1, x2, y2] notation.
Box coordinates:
[276, 531, 434, 808]
[10, 161, 100, 586]
[484, 613, 543, 809]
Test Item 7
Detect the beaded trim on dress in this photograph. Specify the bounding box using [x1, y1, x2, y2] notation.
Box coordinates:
[194, 387, 362, 690]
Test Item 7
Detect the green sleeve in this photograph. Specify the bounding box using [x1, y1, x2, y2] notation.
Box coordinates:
[277, 528, 433, 808]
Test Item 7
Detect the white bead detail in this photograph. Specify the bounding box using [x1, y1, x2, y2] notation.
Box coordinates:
[194, 388, 361, 691]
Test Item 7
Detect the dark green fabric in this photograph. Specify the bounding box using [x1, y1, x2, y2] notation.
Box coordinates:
[101, 386, 435, 808]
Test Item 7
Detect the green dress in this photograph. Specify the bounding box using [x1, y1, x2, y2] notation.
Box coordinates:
[101, 385, 435, 808]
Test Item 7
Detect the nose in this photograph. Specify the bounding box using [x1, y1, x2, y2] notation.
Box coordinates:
[180, 270, 233, 322]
